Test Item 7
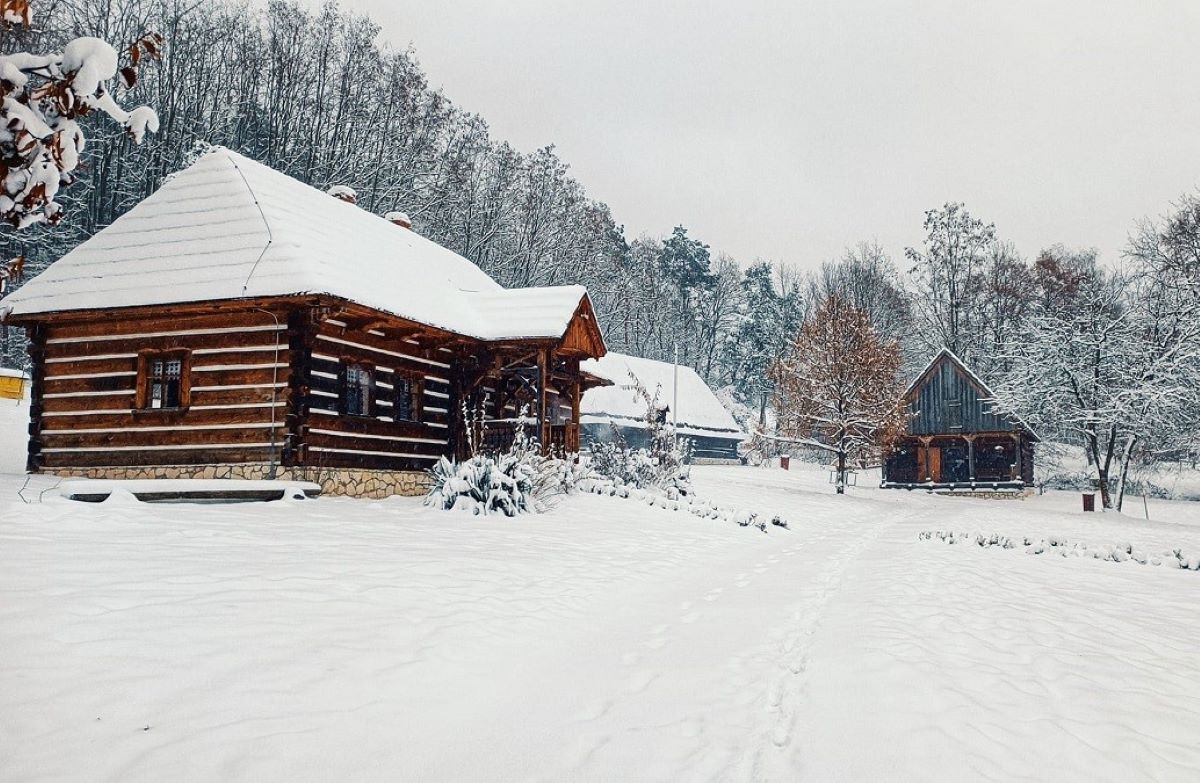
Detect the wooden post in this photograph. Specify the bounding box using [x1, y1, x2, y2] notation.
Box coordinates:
[448, 348, 477, 461]
[569, 365, 581, 453]
[1012, 433, 1022, 481]
[25, 322, 45, 474]
[966, 434, 976, 482]
[537, 348, 550, 455]
[284, 308, 313, 468]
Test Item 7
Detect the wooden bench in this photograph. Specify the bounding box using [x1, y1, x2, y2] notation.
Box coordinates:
[59, 479, 322, 504]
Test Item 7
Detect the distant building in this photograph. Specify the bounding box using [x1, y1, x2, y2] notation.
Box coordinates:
[580, 352, 744, 463]
[882, 349, 1037, 490]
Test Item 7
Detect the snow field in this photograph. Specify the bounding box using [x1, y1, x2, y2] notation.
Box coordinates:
[794, 502, 1200, 782]
[2, 395, 1200, 781]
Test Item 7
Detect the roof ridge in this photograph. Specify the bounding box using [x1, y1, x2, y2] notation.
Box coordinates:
[223, 152, 275, 297]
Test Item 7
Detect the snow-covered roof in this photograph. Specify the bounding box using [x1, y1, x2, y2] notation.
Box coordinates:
[0, 147, 592, 343]
[580, 351, 744, 440]
[468, 285, 591, 344]
[0, 367, 28, 379]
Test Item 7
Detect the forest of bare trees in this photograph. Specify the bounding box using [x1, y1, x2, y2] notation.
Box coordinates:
[2, 0, 1199, 502]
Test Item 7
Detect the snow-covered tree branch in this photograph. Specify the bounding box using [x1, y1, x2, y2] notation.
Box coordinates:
[0, 7, 161, 227]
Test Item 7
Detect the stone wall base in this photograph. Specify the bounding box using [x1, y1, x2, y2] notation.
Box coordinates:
[931, 489, 1033, 500]
[49, 464, 431, 499]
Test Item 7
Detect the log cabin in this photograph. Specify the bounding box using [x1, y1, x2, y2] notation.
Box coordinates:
[882, 349, 1037, 491]
[0, 147, 608, 497]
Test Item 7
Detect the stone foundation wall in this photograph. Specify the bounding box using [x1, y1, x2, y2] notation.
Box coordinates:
[50, 464, 431, 499]
[931, 489, 1033, 500]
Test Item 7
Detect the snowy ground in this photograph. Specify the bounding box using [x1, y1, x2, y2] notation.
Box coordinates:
[2, 397, 1200, 781]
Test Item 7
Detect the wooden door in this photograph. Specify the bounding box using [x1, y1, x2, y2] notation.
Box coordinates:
[927, 446, 941, 482]
[917, 445, 927, 481]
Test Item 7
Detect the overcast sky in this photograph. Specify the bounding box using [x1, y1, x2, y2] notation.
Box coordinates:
[338, 0, 1200, 270]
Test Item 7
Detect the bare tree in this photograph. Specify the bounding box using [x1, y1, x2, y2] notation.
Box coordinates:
[992, 258, 1200, 511]
[811, 240, 914, 369]
[905, 202, 996, 366]
[771, 296, 908, 494]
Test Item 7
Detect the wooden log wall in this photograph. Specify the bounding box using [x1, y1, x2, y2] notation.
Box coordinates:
[33, 308, 292, 469]
[297, 315, 455, 472]
[27, 298, 599, 474]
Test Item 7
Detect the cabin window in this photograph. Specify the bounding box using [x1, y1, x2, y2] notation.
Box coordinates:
[393, 375, 422, 422]
[138, 351, 189, 410]
[342, 364, 373, 416]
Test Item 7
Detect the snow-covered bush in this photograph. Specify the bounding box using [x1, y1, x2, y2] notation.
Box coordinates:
[573, 475, 786, 533]
[424, 454, 537, 517]
[425, 418, 580, 516]
[584, 372, 694, 494]
[919, 530, 1200, 570]
[584, 438, 692, 495]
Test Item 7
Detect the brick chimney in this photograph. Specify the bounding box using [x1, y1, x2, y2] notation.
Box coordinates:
[327, 185, 357, 205]
[385, 211, 412, 230]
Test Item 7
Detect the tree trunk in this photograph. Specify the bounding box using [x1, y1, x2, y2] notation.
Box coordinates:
[1085, 425, 1117, 510]
[1093, 424, 1120, 510]
[1115, 433, 1137, 513]
[836, 447, 846, 495]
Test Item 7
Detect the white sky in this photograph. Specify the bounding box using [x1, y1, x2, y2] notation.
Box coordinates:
[338, 0, 1200, 270]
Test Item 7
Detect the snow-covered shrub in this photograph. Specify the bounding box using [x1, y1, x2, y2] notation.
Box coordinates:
[425, 454, 536, 517]
[573, 476, 780, 533]
[919, 530, 1200, 571]
[583, 372, 694, 494]
[584, 439, 693, 495]
[425, 416, 580, 516]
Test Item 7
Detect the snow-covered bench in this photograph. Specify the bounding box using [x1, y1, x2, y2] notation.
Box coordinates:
[58, 479, 321, 504]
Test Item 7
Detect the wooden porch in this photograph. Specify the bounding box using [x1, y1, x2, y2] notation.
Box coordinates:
[882, 432, 1034, 489]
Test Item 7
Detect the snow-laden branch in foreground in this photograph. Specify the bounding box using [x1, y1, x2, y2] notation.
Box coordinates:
[0, 29, 162, 228]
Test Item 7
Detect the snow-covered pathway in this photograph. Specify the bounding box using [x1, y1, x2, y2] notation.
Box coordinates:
[2, 458, 1199, 781]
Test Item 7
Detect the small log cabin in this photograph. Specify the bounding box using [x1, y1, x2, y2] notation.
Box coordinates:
[882, 349, 1037, 491]
[0, 147, 608, 497]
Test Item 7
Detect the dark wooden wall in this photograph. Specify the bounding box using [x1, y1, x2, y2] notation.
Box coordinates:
[293, 313, 454, 472]
[26, 297, 600, 475]
[31, 307, 293, 470]
[907, 356, 1021, 436]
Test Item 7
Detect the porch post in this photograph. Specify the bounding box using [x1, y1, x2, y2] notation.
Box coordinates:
[537, 348, 550, 454]
[570, 370, 581, 453]
[919, 436, 932, 482]
[966, 435, 976, 481]
[1011, 433, 1021, 481]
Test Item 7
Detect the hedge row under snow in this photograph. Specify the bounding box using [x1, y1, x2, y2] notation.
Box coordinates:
[919, 530, 1200, 571]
